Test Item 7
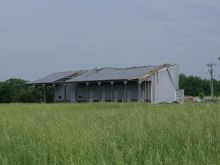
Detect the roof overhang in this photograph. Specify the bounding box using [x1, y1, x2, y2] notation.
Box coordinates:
[26, 70, 85, 85]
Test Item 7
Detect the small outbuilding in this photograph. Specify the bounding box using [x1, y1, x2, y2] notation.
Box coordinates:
[27, 64, 184, 103]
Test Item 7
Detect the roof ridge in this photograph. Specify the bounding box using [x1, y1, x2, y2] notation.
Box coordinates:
[97, 65, 154, 70]
[56, 70, 81, 73]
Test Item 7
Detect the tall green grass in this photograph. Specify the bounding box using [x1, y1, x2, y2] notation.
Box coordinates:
[0, 103, 220, 164]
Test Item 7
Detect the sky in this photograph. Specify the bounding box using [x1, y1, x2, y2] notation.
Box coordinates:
[0, 0, 220, 81]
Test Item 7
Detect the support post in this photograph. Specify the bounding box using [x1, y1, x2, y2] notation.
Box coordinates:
[151, 77, 154, 103]
[64, 83, 67, 101]
[43, 84, 46, 103]
[148, 81, 150, 102]
[98, 82, 101, 102]
[53, 84, 56, 103]
[207, 63, 215, 100]
[75, 83, 78, 103]
[145, 81, 147, 102]
[86, 82, 89, 102]
[124, 81, 127, 102]
[138, 80, 142, 102]
[111, 81, 114, 102]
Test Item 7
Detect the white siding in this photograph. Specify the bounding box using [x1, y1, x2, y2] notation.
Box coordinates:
[152, 65, 179, 103]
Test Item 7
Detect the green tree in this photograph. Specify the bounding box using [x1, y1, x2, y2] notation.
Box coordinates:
[179, 73, 219, 97]
[19, 87, 42, 103]
[0, 79, 27, 103]
[0, 78, 54, 103]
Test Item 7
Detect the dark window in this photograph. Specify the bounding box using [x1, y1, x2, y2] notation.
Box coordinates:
[78, 95, 83, 99]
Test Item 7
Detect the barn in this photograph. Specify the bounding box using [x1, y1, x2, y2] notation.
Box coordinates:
[27, 64, 184, 103]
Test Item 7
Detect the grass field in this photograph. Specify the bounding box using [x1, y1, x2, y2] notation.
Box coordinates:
[0, 103, 220, 165]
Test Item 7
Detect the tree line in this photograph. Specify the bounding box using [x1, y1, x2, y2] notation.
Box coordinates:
[179, 74, 220, 97]
[0, 74, 218, 103]
[0, 79, 54, 103]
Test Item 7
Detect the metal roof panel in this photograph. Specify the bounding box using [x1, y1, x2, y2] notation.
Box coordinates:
[66, 65, 160, 82]
[27, 70, 84, 85]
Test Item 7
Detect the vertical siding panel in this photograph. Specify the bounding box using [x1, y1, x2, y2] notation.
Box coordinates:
[153, 65, 179, 103]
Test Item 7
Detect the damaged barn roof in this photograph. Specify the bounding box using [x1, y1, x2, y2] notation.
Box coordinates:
[27, 70, 84, 85]
[66, 65, 162, 83]
[26, 64, 171, 85]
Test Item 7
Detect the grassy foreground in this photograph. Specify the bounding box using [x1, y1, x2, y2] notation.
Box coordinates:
[0, 103, 220, 165]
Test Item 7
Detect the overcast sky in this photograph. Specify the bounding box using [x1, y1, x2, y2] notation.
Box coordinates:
[0, 0, 220, 81]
